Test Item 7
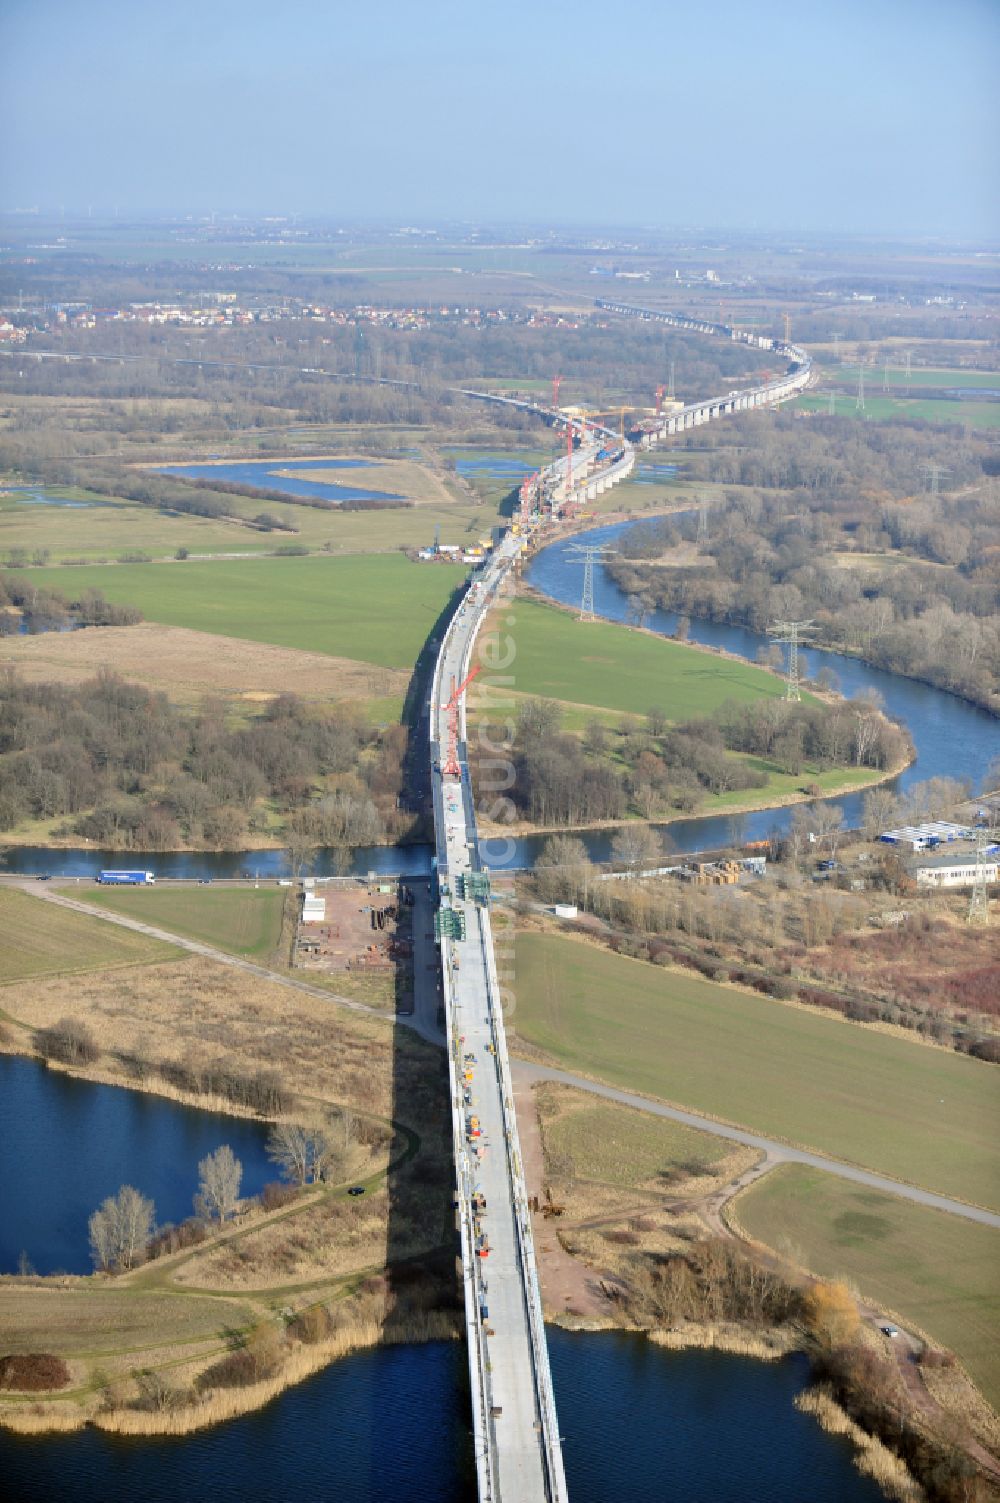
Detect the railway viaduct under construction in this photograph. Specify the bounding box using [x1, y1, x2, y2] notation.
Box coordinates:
[429, 301, 813, 1502]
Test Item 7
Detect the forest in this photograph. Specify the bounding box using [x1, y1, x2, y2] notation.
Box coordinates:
[610, 418, 1000, 711]
[471, 693, 909, 829]
[0, 674, 409, 850]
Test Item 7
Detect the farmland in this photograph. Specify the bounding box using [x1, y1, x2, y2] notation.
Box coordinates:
[19, 555, 464, 670]
[795, 391, 1000, 429]
[87, 887, 286, 961]
[734, 1164, 1000, 1407]
[0, 888, 179, 984]
[0, 486, 494, 564]
[513, 932, 1000, 1211]
[500, 598, 791, 720]
[0, 624, 408, 716]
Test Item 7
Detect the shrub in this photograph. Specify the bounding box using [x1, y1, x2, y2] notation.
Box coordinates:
[35, 1017, 99, 1066]
[288, 1305, 334, 1344]
[195, 1349, 259, 1390]
[0, 1354, 71, 1391]
[261, 1181, 300, 1212]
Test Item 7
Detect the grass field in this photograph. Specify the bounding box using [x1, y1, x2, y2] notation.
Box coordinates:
[0, 483, 496, 565]
[514, 933, 1000, 1211]
[827, 366, 1000, 390]
[87, 887, 285, 961]
[0, 889, 179, 984]
[21, 555, 463, 670]
[735, 1164, 1000, 1407]
[500, 598, 790, 720]
[0, 1285, 255, 1359]
[0, 624, 408, 717]
[542, 1091, 733, 1189]
[795, 392, 1000, 429]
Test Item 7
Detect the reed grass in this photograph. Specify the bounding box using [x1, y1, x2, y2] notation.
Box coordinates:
[92, 1312, 460, 1437]
[648, 1324, 797, 1361]
[0, 1405, 87, 1434]
[795, 1386, 925, 1502]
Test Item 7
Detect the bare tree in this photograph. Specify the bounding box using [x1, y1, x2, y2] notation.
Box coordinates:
[268, 1121, 349, 1186]
[307, 1127, 346, 1185]
[862, 786, 899, 840]
[195, 1145, 242, 1225]
[812, 802, 845, 860]
[89, 1185, 155, 1271]
[267, 1123, 310, 1186]
[610, 824, 663, 878]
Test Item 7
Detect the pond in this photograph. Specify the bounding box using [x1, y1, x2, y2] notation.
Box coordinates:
[152, 458, 403, 505]
[0, 1330, 884, 1502]
[0, 1056, 273, 1276]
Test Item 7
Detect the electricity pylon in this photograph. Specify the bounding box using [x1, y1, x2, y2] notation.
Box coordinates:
[967, 825, 997, 925]
[768, 619, 815, 701]
[922, 462, 949, 497]
[855, 364, 866, 413]
[568, 542, 614, 621]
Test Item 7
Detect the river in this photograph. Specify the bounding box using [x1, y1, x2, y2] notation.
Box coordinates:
[4, 519, 996, 879]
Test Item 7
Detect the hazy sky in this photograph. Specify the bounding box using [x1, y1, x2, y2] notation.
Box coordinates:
[2, 0, 998, 237]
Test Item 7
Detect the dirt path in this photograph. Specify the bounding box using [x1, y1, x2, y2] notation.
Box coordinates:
[511, 1073, 619, 1321]
[512, 1060, 1000, 1229]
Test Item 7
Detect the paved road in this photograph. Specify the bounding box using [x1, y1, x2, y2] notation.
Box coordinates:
[26, 883, 998, 1232]
[23, 884, 390, 1023]
[512, 1061, 1000, 1230]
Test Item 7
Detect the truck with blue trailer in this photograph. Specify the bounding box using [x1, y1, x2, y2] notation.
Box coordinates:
[96, 870, 156, 885]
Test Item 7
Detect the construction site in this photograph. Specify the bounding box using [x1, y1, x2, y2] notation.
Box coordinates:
[293, 878, 419, 1013]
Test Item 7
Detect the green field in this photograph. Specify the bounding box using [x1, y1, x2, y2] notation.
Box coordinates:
[503, 599, 791, 720]
[0, 888, 179, 983]
[0, 483, 496, 565]
[829, 365, 1000, 390]
[543, 1092, 732, 1189]
[21, 555, 463, 670]
[514, 933, 1000, 1211]
[736, 1164, 1000, 1407]
[796, 392, 1000, 429]
[87, 886, 285, 960]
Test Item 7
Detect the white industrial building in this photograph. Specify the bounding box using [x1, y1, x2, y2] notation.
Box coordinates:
[911, 854, 998, 889]
[881, 821, 971, 852]
[301, 893, 326, 923]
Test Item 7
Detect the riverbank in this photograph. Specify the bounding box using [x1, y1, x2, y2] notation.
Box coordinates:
[520, 1077, 999, 1501]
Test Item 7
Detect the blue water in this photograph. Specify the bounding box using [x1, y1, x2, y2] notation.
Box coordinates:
[447, 453, 537, 479]
[0, 1328, 882, 1503]
[0, 1055, 273, 1275]
[153, 458, 403, 505]
[1, 487, 99, 508]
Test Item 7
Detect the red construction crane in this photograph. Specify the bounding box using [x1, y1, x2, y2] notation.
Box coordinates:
[440, 665, 483, 779]
[552, 374, 562, 408]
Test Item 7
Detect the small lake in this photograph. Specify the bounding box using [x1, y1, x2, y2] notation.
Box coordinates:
[0, 487, 101, 509]
[152, 459, 403, 505]
[0, 1056, 273, 1276]
[0, 1330, 883, 1502]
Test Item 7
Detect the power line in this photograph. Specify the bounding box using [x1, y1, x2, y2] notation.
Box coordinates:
[967, 825, 997, 925]
[567, 542, 615, 621]
[922, 461, 949, 497]
[767, 618, 815, 701]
